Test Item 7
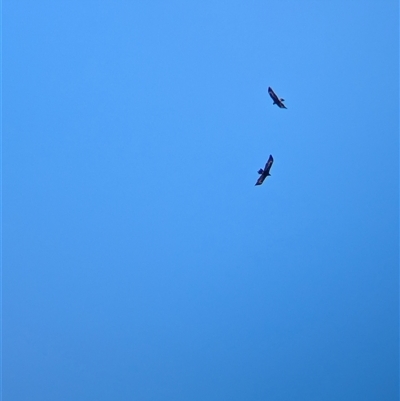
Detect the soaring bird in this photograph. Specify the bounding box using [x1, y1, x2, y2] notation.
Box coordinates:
[255, 155, 274, 186]
[268, 87, 287, 109]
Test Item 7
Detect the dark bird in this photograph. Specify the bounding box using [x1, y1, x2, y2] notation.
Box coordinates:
[268, 87, 287, 109]
[255, 155, 274, 186]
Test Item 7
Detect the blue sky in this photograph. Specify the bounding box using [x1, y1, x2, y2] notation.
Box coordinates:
[3, 1, 398, 400]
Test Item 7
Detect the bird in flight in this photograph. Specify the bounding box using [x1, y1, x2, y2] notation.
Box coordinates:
[255, 155, 274, 186]
[268, 87, 287, 109]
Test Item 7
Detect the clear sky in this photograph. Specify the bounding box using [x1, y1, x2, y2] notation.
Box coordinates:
[3, 1, 398, 400]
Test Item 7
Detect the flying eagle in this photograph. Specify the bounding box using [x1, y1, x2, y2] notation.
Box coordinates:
[268, 87, 287, 109]
[255, 155, 274, 186]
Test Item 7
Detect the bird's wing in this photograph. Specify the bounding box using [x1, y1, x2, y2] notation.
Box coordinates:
[265, 155, 274, 170]
[255, 176, 264, 186]
[268, 87, 278, 97]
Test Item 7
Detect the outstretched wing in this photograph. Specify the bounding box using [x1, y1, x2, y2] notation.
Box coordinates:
[255, 175, 265, 186]
[268, 87, 278, 102]
[264, 155, 274, 174]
